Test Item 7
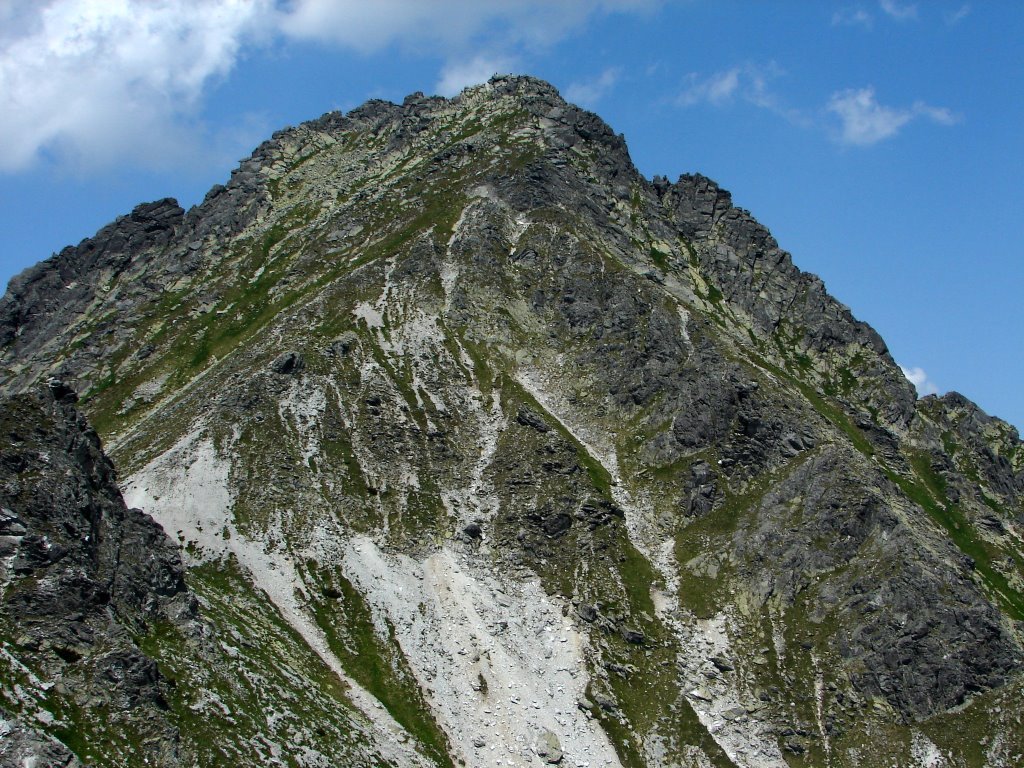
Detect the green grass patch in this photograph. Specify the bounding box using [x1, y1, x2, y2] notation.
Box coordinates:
[890, 455, 1024, 620]
[649, 246, 669, 272]
[305, 564, 455, 767]
[138, 558, 380, 766]
[500, 374, 613, 497]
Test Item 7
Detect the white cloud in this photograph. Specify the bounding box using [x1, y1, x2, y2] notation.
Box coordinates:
[565, 67, 621, 106]
[677, 67, 740, 107]
[3, 2, 965, 174]
[827, 86, 958, 146]
[676, 70, 956, 147]
[0, 0, 661, 173]
[678, 63, 787, 109]
[832, 7, 874, 28]
[0, 0, 271, 172]
[435, 55, 516, 97]
[828, 88, 912, 145]
[900, 365, 939, 396]
[914, 102, 959, 125]
[879, 0, 918, 21]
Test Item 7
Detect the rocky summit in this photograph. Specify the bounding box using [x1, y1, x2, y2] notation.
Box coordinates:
[0, 75, 1022, 767]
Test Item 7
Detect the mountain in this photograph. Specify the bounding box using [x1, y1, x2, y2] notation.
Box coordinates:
[0, 74, 1022, 767]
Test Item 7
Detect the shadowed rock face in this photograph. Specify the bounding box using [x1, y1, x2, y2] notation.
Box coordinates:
[0, 383, 192, 766]
[732, 446, 1020, 720]
[0, 75, 1022, 767]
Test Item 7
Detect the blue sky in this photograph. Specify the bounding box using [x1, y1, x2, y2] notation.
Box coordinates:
[1, 0, 1021, 430]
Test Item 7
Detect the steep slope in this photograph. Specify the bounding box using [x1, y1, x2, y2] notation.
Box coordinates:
[0, 385, 451, 767]
[1, 75, 1022, 767]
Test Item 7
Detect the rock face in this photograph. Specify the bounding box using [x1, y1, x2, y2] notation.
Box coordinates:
[0, 75, 1022, 767]
[0, 383, 189, 766]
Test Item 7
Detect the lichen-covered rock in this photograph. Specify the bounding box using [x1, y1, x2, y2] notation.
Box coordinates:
[0, 707, 83, 768]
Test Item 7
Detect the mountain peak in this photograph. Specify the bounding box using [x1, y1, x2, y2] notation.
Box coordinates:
[1, 76, 1022, 767]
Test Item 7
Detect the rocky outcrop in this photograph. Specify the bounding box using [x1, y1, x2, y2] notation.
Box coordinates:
[0, 384, 409, 768]
[916, 392, 1024, 516]
[734, 446, 1022, 720]
[663, 173, 917, 428]
[0, 199, 183, 353]
[0, 708, 82, 768]
[0, 382, 192, 765]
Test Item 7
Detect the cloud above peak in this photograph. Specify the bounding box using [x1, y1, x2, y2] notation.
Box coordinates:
[672, 65, 957, 149]
[879, 0, 918, 21]
[675, 62, 797, 115]
[677, 67, 741, 107]
[0, 0, 968, 175]
[832, 7, 874, 29]
[435, 55, 517, 97]
[0, 0, 659, 173]
[565, 67, 621, 107]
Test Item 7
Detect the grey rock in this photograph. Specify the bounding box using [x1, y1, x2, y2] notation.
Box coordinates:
[535, 728, 563, 764]
[622, 628, 646, 645]
[721, 706, 747, 721]
[329, 331, 359, 357]
[733, 446, 1022, 720]
[711, 655, 734, 672]
[516, 407, 551, 432]
[0, 199, 185, 386]
[270, 351, 305, 374]
[0, 708, 83, 768]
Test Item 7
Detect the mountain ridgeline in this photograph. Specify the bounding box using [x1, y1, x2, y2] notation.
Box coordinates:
[0, 75, 1022, 767]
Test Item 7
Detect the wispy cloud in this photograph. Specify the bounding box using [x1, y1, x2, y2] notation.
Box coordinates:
[900, 365, 939, 396]
[944, 4, 971, 25]
[0, 0, 661, 173]
[879, 0, 918, 21]
[675, 62, 809, 126]
[565, 67, 621, 107]
[832, 7, 874, 28]
[280, 0, 660, 52]
[677, 67, 742, 107]
[676, 62, 779, 109]
[827, 86, 958, 146]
